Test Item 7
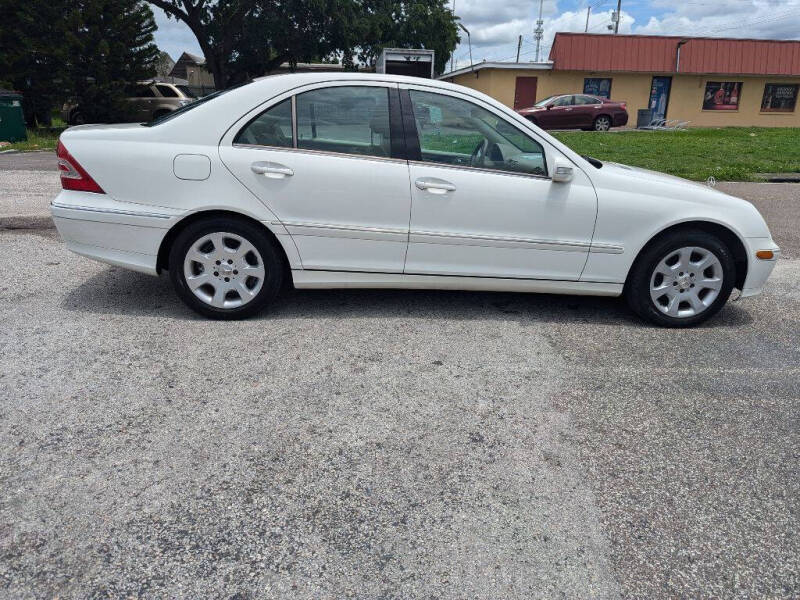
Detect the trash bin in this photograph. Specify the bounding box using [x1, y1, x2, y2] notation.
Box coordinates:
[0, 90, 27, 143]
[636, 108, 653, 129]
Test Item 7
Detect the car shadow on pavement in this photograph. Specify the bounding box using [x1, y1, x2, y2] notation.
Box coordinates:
[60, 266, 754, 328]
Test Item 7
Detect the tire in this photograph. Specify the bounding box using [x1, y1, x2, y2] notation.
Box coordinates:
[593, 115, 611, 131]
[625, 229, 736, 327]
[168, 217, 284, 320]
[70, 110, 86, 125]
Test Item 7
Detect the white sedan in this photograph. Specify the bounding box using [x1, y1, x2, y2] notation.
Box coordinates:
[52, 73, 779, 326]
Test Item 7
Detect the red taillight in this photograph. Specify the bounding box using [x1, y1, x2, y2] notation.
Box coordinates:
[620, 102, 627, 110]
[57, 140, 105, 194]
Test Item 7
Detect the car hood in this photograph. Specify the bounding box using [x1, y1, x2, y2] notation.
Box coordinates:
[602, 161, 727, 197]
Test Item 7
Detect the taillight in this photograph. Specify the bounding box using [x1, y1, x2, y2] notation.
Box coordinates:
[57, 140, 105, 194]
[620, 102, 627, 110]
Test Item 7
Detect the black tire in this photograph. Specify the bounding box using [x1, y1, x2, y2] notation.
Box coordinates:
[168, 217, 284, 320]
[593, 115, 611, 131]
[625, 229, 736, 327]
[70, 110, 86, 125]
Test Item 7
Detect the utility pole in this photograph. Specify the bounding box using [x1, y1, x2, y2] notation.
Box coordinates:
[516, 34, 523, 62]
[450, 0, 456, 72]
[534, 0, 544, 62]
[584, 5, 591, 32]
[614, 0, 622, 34]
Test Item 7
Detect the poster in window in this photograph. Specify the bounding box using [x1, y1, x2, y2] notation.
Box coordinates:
[702, 82, 742, 110]
[761, 84, 798, 112]
[584, 78, 612, 99]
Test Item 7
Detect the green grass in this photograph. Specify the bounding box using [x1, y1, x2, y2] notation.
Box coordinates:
[3, 128, 61, 152]
[551, 127, 800, 181]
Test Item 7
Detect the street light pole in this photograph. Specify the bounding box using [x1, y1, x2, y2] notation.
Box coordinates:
[458, 23, 472, 70]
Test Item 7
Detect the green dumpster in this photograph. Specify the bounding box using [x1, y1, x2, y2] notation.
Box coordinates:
[0, 90, 27, 143]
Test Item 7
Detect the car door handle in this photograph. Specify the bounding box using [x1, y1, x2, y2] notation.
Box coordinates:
[251, 161, 294, 178]
[415, 177, 456, 194]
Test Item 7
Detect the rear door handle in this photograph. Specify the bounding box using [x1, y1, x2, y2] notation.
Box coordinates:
[415, 177, 456, 194]
[251, 161, 294, 178]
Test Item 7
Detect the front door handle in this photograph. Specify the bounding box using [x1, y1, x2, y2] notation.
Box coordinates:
[251, 161, 294, 179]
[415, 177, 456, 194]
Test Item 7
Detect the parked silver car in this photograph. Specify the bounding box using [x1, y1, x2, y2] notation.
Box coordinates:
[63, 81, 197, 125]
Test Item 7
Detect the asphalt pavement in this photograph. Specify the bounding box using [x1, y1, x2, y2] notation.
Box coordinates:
[0, 152, 797, 598]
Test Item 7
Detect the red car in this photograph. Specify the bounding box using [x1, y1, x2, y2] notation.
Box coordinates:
[517, 94, 628, 131]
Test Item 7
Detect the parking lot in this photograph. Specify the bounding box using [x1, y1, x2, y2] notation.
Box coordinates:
[1, 152, 798, 598]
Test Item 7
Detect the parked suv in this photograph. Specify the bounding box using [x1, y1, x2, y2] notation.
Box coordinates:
[63, 82, 197, 125]
[517, 94, 628, 131]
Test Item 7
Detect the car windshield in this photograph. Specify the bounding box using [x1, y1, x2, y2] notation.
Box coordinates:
[533, 95, 557, 107]
[176, 85, 196, 98]
[143, 86, 235, 126]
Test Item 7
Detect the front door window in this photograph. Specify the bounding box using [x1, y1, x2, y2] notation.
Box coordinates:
[409, 90, 546, 177]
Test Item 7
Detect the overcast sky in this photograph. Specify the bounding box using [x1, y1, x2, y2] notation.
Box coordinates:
[152, 0, 800, 71]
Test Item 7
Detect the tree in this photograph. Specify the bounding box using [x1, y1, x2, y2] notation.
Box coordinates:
[146, 0, 458, 89]
[0, 0, 66, 125]
[0, 0, 159, 125]
[357, 0, 460, 76]
[63, 0, 160, 122]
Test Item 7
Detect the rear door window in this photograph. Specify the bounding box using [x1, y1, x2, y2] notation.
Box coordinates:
[132, 85, 156, 98]
[156, 84, 179, 98]
[296, 86, 391, 158]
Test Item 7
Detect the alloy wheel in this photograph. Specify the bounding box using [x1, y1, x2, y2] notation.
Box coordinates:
[183, 232, 265, 309]
[649, 246, 724, 318]
[594, 116, 611, 131]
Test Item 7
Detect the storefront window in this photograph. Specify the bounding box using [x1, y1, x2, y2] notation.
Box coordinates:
[583, 78, 612, 99]
[761, 84, 798, 113]
[702, 82, 742, 111]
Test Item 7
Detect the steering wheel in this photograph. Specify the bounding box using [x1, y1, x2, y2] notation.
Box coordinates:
[470, 138, 489, 168]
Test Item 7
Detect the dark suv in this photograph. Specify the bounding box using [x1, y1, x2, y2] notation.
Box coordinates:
[517, 94, 628, 131]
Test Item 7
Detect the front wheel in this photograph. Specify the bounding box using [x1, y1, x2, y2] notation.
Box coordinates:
[169, 218, 284, 319]
[625, 230, 736, 327]
[593, 115, 611, 131]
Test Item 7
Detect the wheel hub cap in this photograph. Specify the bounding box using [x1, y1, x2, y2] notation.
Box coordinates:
[649, 246, 724, 318]
[183, 232, 266, 309]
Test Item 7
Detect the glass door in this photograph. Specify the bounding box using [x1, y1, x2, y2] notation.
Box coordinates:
[649, 77, 672, 122]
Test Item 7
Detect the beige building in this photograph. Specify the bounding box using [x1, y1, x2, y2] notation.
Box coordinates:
[441, 33, 800, 128]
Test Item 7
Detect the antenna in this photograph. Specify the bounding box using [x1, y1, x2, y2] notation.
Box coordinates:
[534, 0, 544, 62]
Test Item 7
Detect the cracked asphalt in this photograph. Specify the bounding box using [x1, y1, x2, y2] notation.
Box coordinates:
[1, 153, 798, 598]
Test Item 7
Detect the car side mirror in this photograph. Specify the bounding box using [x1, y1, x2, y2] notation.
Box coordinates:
[546, 104, 553, 110]
[552, 158, 574, 183]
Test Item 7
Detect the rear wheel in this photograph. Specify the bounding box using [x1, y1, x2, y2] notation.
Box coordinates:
[625, 230, 736, 327]
[70, 110, 86, 125]
[593, 115, 611, 131]
[169, 218, 283, 319]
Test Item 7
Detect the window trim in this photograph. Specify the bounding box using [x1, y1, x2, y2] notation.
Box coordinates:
[402, 87, 549, 180]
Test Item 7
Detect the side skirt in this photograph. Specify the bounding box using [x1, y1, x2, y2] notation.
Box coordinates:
[292, 270, 623, 297]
